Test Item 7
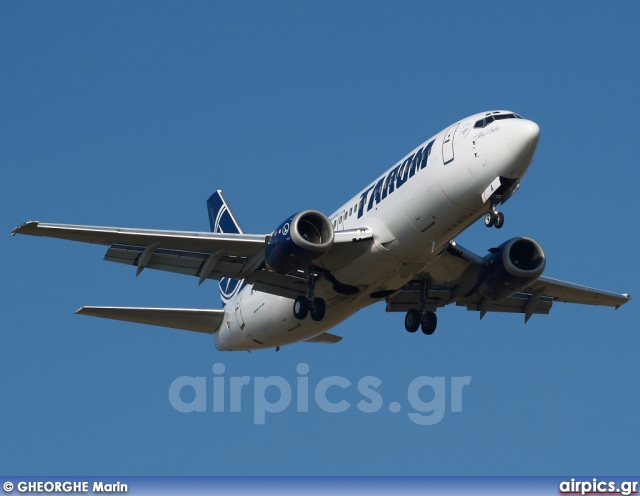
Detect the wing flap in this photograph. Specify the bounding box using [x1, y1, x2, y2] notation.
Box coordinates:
[75, 306, 225, 334]
[104, 244, 247, 279]
[457, 295, 553, 315]
[386, 286, 454, 312]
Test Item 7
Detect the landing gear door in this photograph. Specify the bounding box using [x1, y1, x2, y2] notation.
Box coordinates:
[442, 124, 459, 165]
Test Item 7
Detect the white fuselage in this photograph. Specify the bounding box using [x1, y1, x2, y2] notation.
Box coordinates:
[215, 111, 540, 351]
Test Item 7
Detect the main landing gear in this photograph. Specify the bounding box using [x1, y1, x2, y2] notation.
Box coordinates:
[293, 270, 326, 322]
[404, 309, 437, 335]
[484, 201, 505, 229]
[404, 279, 438, 335]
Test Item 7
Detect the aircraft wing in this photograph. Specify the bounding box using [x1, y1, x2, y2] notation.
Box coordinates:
[524, 276, 630, 307]
[386, 241, 630, 322]
[11, 221, 372, 294]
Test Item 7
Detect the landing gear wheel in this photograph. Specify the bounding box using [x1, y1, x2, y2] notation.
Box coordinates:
[293, 296, 309, 320]
[310, 298, 326, 321]
[405, 309, 420, 333]
[494, 212, 504, 229]
[484, 212, 495, 228]
[421, 311, 437, 335]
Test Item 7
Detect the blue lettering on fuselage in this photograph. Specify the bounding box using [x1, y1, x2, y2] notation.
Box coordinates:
[356, 139, 434, 219]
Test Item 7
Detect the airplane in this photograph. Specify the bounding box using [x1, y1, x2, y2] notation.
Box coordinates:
[12, 110, 630, 351]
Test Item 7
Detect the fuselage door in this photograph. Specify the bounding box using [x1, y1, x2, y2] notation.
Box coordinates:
[442, 124, 459, 165]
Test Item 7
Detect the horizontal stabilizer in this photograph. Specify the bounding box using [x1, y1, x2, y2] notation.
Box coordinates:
[304, 332, 342, 344]
[76, 306, 225, 334]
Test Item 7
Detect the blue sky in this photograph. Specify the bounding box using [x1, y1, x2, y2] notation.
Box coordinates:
[2, 1, 639, 476]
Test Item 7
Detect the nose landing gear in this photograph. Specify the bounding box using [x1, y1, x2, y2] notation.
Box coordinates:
[484, 202, 505, 229]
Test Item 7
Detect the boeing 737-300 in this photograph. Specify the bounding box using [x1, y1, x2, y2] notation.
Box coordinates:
[12, 110, 630, 351]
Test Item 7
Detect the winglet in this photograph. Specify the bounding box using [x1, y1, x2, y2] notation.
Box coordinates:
[11, 221, 39, 236]
[615, 294, 631, 310]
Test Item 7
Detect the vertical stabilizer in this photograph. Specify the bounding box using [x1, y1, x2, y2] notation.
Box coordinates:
[207, 190, 244, 235]
[206, 190, 245, 305]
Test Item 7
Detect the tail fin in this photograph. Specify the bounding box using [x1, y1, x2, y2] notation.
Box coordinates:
[207, 190, 245, 305]
[207, 190, 244, 235]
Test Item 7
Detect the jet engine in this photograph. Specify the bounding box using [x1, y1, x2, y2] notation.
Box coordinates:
[265, 210, 334, 274]
[478, 237, 546, 300]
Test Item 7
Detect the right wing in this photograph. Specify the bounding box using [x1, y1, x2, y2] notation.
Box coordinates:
[11, 221, 372, 297]
[12, 221, 269, 281]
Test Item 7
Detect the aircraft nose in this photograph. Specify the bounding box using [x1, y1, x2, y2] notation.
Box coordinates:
[506, 119, 540, 158]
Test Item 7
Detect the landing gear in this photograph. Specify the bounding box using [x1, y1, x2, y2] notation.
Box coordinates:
[293, 269, 326, 321]
[404, 279, 438, 335]
[484, 212, 495, 228]
[294, 295, 326, 321]
[405, 309, 420, 333]
[310, 298, 326, 321]
[421, 311, 437, 335]
[405, 309, 438, 335]
[293, 295, 309, 319]
[484, 203, 505, 229]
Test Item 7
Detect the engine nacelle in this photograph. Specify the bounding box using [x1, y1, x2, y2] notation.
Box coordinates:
[265, 210, 334, 274]
[478, 237, 546, 300]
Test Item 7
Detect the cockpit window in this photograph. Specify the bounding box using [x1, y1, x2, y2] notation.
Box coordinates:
[473, 113, 518, 128]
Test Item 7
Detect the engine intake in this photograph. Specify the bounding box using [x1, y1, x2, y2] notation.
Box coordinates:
[265, 210, 334, 274]
[478, 237, 546, 300]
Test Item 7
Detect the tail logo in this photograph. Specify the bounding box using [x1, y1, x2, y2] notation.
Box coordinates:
[207, 191, 245, 305]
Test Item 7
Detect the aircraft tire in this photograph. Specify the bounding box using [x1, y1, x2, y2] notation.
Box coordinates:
[484, 212, 495, 228]
[310, 298, 326, 321]
[405, 309, 420, 333]
[294, 296, 309, 320]
[421, 311, 437, 335]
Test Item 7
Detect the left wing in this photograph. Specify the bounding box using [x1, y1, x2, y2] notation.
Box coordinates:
[386, 240, 630, 322]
